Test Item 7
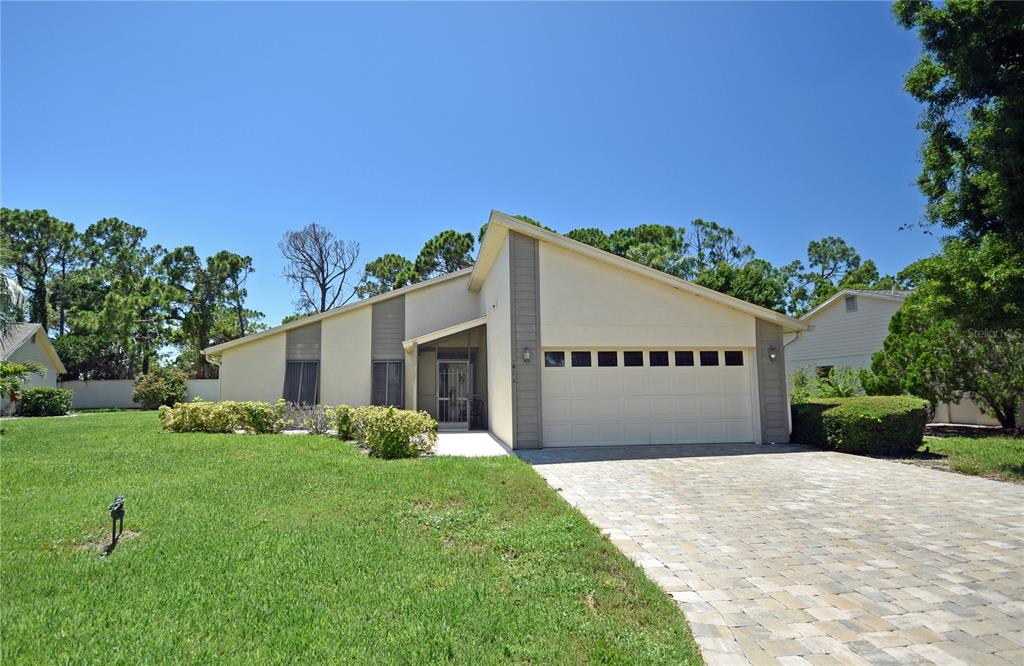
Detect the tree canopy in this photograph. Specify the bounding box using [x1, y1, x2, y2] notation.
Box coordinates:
[894, 0, 1024, 242]
[2, 209, 265, 380]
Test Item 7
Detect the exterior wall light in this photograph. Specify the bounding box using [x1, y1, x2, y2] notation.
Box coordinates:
[522, 348, 531, 363]
[768, 345, 778, 363]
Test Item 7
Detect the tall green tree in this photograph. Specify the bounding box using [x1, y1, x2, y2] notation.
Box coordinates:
[894, 0, 1024, 242]
[56, 218, 168, 379]
[414, 230, 475, 279]
[163, 248, 256, 378]
[564, 227, 611, 252]
[869, 237, 1024, 427]
[356, 253, 416, 298]
[2, 208, 76, 330]
[694, 259, 790, 312]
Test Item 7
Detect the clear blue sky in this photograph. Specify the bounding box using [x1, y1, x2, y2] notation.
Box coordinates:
[2, 1, 936, 326]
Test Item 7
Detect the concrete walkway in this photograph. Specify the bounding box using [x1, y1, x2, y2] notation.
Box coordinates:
[521, 443, 1024, 665]
[435, 431, 509, 457]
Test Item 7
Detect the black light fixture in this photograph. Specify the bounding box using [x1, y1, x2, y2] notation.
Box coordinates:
[108, 496, 125, 544]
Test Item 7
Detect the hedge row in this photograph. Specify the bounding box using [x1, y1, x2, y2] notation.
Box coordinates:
[158, 399, 438, 458]
[19, 387, 73, 417]
[791, 396, 930, 456]
[158, 399, 289, 434]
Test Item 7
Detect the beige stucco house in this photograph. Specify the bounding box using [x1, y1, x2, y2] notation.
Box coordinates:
[1, 323, 66, 413]
[206, 212, 809, 449]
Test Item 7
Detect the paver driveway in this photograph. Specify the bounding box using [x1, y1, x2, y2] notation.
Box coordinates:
[520, 444, 1024, 666]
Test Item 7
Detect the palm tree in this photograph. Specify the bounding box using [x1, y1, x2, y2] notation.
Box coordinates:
[0, 360, 45, 415]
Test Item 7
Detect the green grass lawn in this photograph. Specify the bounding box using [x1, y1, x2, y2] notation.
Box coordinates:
[1, 412, 699, 664]
[919, 434, 1024, 483]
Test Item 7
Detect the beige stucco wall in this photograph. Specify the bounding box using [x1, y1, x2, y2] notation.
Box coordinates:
[404, 273, 481, 340]
[480, 235, 513, 446]
[218, 333, 286, 402]
[538, 242, 756, 349]
[320, 305, 372, 406]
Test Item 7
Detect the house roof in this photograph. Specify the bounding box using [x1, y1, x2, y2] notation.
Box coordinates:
[204, 268, 474, 356]
[402, 315, 488, 353]
[471, 211, 810, 333]
[1, 323, 67, 374]
[798, 288, 911, 322]
[207, 209, 813, 359]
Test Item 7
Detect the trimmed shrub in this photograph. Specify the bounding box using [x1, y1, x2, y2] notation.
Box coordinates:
[158, 399, 237, 433]
[790, 398, 844, 445]
[235, 400, 289, 434]
[351, 405, 437, 458]
[823, 396, 930, 456]
[19, 387, 73, 416]
[133, 367, 188, 409]
[791, 396, 930, 456]
[335, 405, 354, 440]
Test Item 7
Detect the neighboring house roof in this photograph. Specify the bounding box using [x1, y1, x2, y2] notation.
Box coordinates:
[473, 211, 809, 333]
[799, 288, 911, 322]
[0, 323, 67, 374]
[204, 268, 475, 356]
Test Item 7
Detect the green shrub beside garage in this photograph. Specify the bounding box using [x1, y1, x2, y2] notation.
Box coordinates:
[791, 396, 930, 457]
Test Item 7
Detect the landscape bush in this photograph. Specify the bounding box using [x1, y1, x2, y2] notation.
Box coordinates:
[156, 400, 437, 454]
[158, 399, 238, 433]
[133, 367, 188, 409]
[18, 387, 73, 416]
[790, 366, 863, 402]
[335, 404, 354, 440]
[790, 398, 844, 445]
[235, 400, 289, 434]
[158, 398, 290, 434]
[350, 405, 437, 458]
[791, 396, 930, 456]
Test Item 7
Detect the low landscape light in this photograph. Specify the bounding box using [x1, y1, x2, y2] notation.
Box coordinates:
[108, 495, 125, 545]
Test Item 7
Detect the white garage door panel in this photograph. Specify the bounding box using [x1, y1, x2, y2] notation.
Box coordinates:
[542, 361, 754, 447]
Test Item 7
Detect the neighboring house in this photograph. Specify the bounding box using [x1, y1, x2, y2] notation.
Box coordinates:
[206, 211, 809, 449]
[786, 288, 910, 377]
[1, 323, 66, 413]
[785, 288, 1011, 426]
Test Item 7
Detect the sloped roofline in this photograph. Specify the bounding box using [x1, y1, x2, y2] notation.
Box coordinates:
[799, 288, 910, 322]
[204, 268, 474, 356]
[471, 210, 810, 333]
[1, 323, 67, 374]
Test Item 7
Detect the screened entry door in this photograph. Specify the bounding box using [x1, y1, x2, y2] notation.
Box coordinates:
[437, 361, 470, 429]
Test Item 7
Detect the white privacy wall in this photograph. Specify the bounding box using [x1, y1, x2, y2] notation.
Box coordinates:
[58, 379, 220, 409]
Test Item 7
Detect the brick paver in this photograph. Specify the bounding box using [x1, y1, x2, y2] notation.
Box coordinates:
[520, 444, 1024, 665]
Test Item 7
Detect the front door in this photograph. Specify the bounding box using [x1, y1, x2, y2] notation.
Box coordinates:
[437, 360, 470, 430]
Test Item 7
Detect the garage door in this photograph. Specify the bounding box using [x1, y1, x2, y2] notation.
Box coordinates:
[541, 349, 755, 446]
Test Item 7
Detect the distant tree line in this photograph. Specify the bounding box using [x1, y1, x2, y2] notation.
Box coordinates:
[2, 209, 264, 379]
